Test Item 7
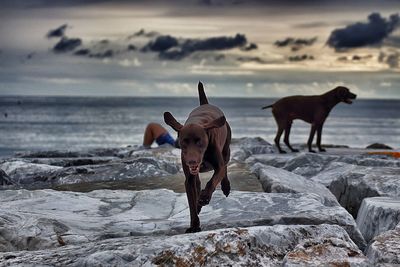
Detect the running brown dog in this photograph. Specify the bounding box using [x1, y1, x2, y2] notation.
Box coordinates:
[164, 82, 231, 233]
[262, 86, 357, 153]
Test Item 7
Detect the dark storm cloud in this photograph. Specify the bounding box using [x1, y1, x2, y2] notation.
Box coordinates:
[274, 37, 317, 51]
[74, 49, 90, 56]
[142, 35, 179, 52]
[46, 24, 68, 38]
[327, 13, 400, 50]
[288, 54, 314, 61]
[149, 33, 248, 60]
[53, 37, 82, 53]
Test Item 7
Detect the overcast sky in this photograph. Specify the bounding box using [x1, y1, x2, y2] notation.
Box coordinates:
[0, 0, 399, 98]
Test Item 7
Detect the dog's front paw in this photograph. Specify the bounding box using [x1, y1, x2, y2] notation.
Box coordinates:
[309, 149, 316, 153]
[279, 150, 287, 154]
[319, 148, 326, 152]
[221, 179, 231, 197]
[185, 226, 201, 233]
[198, 190, 211, 206]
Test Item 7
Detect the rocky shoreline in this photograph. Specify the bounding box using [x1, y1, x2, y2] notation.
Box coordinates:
[0, 138, 399, 266]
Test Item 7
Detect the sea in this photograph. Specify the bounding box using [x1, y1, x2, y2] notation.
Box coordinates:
[0, 96, 399, 157]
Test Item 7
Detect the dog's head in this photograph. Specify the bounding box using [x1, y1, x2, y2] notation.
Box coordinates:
[164, 112, 225, 175]
[335, 86, 357, 104]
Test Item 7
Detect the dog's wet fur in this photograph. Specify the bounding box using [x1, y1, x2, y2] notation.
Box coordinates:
[164, 82, 231, 233]
[262, 86, 357, 153]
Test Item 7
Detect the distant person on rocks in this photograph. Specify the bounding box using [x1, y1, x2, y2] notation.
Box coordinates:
[142, 123, 179, 148]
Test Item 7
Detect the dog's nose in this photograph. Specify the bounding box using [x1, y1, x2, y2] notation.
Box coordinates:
[188, 160, 197, 166]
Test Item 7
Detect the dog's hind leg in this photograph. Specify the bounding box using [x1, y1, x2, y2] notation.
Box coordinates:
[220, 166, 230, 197]
[274, 125, 286, 153]
[283, 121, 299, 152]
[307, 124, 317, 153]
[316, 124, 326, 152]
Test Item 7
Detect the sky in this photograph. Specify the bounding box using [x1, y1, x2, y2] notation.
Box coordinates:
[0, 0, 399, 98]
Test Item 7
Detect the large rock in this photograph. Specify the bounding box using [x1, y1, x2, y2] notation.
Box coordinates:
[250, 163, 339, 207]
[231, 137, 274, 162]
[0, 160, 62, 185]
[0, 147, 181, 190]
[356, 197, 400, 243]
[367, 223, 400, 266]
[0, 189, 365, 252]
[280, 152, 338, 177]
[0, 225, 369, 266]
[328, 165, 400, 218]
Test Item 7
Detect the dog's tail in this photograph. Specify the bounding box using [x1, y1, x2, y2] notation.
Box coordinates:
[198, 81, 209, 105]
[261, 104, 273, 109]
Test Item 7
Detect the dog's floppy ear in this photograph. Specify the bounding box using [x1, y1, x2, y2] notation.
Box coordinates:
[204, 116, 226, 130]
[164, 112, 183, 132]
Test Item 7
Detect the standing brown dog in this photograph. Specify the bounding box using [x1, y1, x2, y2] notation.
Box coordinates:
[262, 86, 357, 153]
[164, 82, 231, 233]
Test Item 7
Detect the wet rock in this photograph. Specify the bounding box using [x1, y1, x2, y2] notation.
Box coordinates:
[250, 163, 339, 207]
[0, 189, 365, 252]
[367, 223, 400, 265]
[366, 143, 393, 150]
[0, 225, 368, 266]
[356, 197, 400, 243]
[231, 137, 274, 161]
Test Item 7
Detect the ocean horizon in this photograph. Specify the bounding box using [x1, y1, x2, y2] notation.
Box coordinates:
[1, 95, 399, 157]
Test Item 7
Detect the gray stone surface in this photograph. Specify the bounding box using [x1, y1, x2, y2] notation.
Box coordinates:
[367, 223, 400, 266]
[231, 137, 274, 161]
[0, 225, 369, 267]
[0, 147, 181, 190]
[250, 163, 339, 207]
[328, 166, 400, 218]
[356, 197, 400, 243]
[0, 189, 365, 252]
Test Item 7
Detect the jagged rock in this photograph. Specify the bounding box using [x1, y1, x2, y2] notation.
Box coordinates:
[356, 197, 400, 243]
[282, 233, 369, 267]
[0, 148, 181, 189]
[0, 189, 365, 252]
[281, 152, 339, 177]
[367, 223, 400, 265]
[0, 169, 13, 186]
[246, 153, 294, 168]
[231, 137, 274, 161]
[0, 160, 62, 185]
[0, 225, 369, 266]
[366, 143, 393, 150]
[250, 163, 339, 207]
[327, 166, 400, 218]
[310, 162, 357, 187]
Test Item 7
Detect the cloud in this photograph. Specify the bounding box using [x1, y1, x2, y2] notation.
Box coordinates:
[53, 37, 82, 53]
[240, 43, 258, 51]
[288, 54, 314, 61]
[378, 51, 400, 68]
[327, 13, 400, 50]
[237, 56, 268, 64]
[274, 37, 317, 51]
[46, 24, 68, 38]
[154, 33, 248, 60]
[142, 35, 179, 52]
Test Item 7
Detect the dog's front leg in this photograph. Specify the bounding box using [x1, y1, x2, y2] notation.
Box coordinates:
[183, 164, 201, 233]
[316, 124, 326, 152]
[198, 150, 225, 207]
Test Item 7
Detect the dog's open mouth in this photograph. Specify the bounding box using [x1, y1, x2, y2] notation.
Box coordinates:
[344, 98, 353, 104]
[188, 164, 200, 175]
